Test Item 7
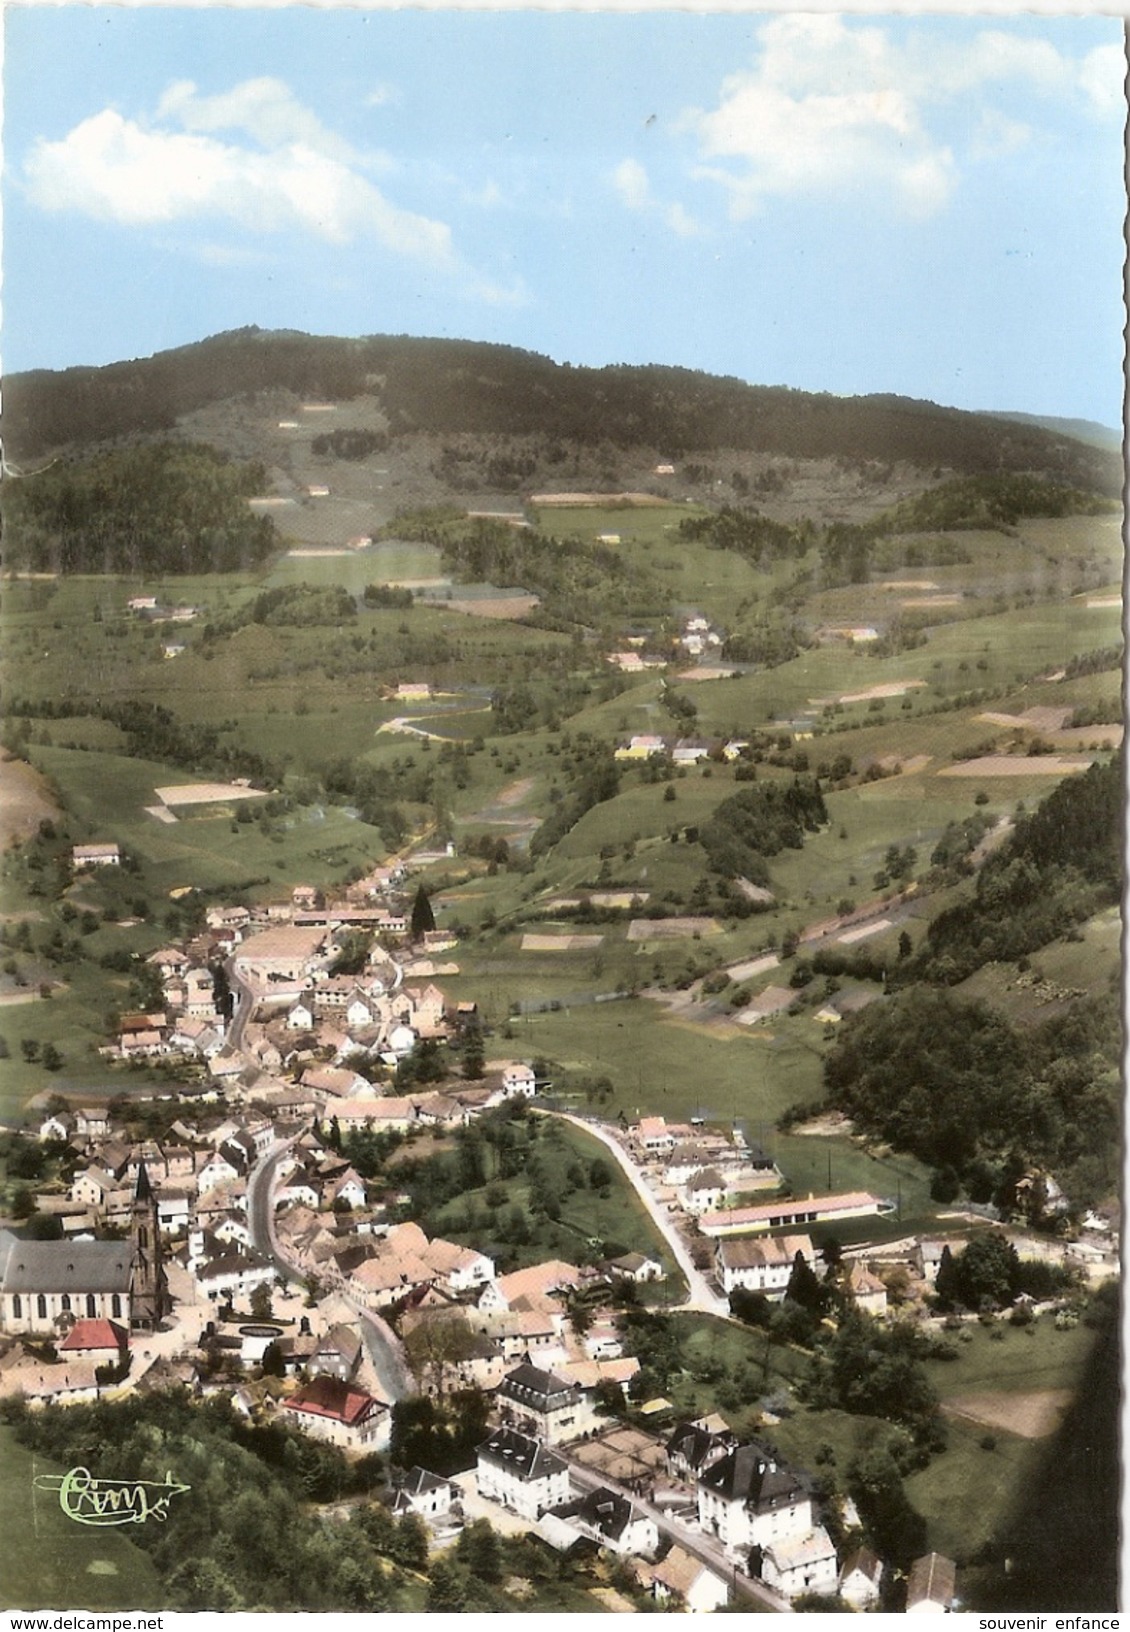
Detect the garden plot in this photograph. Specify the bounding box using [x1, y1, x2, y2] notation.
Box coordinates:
[521, 932, 604, 952]
[627, 917, 720, 941]
[838, 917, 893, 944]
[154, 782, 271, 807]
[938, 756, 1092, 777]
[942, 1389, 1073, 1440]
[726, 953, 780, 982]
[837, 679, 929, 704]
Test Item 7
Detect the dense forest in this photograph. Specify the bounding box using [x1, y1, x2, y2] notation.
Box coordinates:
[700, 778, 830, 886]
[389, 510, 665, 629]
[5, 328, 1120, 494]
[2, 442, 277, 575]
[2, 1392, 398, 1610]
[822, 756, 1123, 1208]
[908, 753, 1123, 985]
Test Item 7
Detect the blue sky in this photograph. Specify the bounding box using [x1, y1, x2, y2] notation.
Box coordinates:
[3, 7, 1125, 425]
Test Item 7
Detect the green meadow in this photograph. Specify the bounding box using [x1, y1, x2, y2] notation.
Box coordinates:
[0, 1428, 164, 1610]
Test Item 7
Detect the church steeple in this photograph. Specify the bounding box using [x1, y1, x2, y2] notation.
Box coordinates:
[129, 1161, 168, 1329]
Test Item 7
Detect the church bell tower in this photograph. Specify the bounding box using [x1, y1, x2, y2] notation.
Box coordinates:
[129, 1162, 168, 1329]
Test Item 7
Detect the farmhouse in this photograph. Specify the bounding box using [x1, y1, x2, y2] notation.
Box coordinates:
[906, 1552, 957, 1613]
[839, 1547, 883, 1609]
[759, 1527, 839, 1600]
[714, 1234, 815, 1298]
[72, 843, 120, 868]
[642, 1546, 729, 1614]
[233, 924, 331, 985]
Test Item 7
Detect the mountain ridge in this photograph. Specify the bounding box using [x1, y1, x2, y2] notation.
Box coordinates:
[2, 326, 1121, 495]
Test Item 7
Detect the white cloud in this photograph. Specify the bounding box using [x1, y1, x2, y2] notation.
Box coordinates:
[1079, 42, 1126, 118]
[611, 156, 702, 237]
[156, 77, 353, 160]
[23, 85, 455, 267]
[365, 83, 399, 110]
[664, 202, 700, 240]
[682, 16, 1122, 219]
[612, 157, 651, 212]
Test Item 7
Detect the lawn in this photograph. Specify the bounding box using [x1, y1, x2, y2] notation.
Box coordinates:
[0, 1426, 164, 1610]
[427, 1114, 686, 1293]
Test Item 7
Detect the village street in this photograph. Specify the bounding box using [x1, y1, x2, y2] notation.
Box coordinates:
[563, 1452, 788, 1613]
[246, 1141, 414, 1402]
[538, 1110, 729, 1317]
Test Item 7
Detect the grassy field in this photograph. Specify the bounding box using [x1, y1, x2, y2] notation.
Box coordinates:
[427, 1114, 686, 1293]
[0, 1427, 164, 1609]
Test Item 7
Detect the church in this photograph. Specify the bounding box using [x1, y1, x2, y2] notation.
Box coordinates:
[0, 1163, 169, 1337]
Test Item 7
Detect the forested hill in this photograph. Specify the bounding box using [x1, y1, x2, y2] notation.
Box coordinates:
[3, 327, 1120, 493]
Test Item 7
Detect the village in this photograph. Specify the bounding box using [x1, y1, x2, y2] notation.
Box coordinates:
[0, 843, 1117, 1615]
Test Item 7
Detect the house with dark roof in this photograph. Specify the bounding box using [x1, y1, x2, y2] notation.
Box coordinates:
[906, 1552, 957, 1613]
[309, 1323, 363, 1382]
[665, 1418, 738, 1483]
[696, 1442, 814, 1560]
[475, 1426, 570, 1521]
[391, 1466, 461, 1521]
[551, 1486, 659, 1557]
[496, 1361, 594, 1445]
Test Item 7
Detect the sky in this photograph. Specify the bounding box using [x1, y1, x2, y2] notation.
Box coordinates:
[2, 6, 1126, 425]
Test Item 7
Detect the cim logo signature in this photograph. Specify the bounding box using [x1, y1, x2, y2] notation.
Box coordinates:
[34, 1467, 190, 1526]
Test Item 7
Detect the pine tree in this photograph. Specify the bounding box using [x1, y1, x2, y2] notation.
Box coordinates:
[411, 885, 436, 937]
[933, 1244, 961, 1310]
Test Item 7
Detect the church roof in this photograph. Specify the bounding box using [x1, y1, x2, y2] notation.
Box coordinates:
[1, 1240, 132, 1295]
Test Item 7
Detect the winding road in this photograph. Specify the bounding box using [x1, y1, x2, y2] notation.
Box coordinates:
[246, 1141, 414, 1403]
[536, 1109, 729, 1316]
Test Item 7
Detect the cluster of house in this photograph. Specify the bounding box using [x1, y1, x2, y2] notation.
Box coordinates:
[678, 614, 725, 661]
[407, 1384, 959, 1612]
[626, 1116, 782, 1217]
[107, 947, 225, 1062]
[614, 734, 748, 765]
[620, 1119, 897, 1312]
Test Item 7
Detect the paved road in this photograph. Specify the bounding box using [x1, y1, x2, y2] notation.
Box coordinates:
[224, 957, 256, 1052]
[538, 1109, 729, 1316]
[564, 1451, 789, 1613]
[246, 1142, 414, 1403]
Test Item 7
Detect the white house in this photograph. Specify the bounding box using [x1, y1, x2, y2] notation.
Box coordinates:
[392, 1466, 460, 1521]
[475, 1427, 570, 1522]
[697, 1444, 813, 1561]
[554, 1486, 659, 1558]
[714, 1234, 815, 1299]
[495, 1362, 595, 1446]
[839, 1547, 883, 1609]
[283, 1375, 390, 1452]
[501, 1063, 537, 1099]
[72, 843, 120, 868]
[758, 1527, 839, 1600]
[646, 1546, 729, 1613]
